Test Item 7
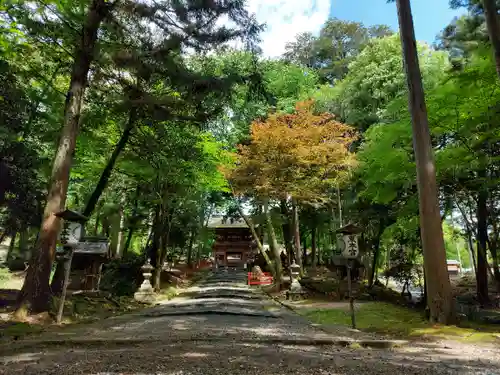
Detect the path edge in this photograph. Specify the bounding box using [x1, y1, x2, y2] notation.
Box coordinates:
[261, 286, 408, 349]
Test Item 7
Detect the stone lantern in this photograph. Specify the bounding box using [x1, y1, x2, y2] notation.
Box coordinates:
[289, 261, 302, 292]
[134, 258, 155, 304]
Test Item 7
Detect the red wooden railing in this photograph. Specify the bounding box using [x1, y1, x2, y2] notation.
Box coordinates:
[247, 272, 273, 285]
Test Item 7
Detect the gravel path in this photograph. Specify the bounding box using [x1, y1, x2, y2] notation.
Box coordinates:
[1, 270, 499, 375]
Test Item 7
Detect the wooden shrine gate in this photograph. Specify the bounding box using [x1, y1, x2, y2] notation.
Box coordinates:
[208, 216, 259, 268]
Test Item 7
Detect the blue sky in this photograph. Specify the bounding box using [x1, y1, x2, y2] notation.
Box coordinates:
[329, 0, 467, 44]
[247, 0, 467, 57]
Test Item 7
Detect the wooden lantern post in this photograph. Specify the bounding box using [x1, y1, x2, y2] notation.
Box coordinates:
[54, 209, 88, 324]
[336, 223, 362, 329]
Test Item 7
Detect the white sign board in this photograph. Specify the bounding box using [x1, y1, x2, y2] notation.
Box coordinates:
[337, 234, 359, 259]
[60, 222, 82, 247]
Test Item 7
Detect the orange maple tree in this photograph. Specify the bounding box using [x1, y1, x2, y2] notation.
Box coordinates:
[229, 100, 357, 203]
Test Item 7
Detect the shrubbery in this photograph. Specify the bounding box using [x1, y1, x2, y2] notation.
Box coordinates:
[100, 253, 146, 296]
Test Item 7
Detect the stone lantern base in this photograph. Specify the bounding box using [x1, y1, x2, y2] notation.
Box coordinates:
[134, 259, 156, 304]
[290, 278, 302, 292]
[134, 279, 156, 304]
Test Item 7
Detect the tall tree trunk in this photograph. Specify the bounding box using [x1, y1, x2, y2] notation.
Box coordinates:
[154, 215, 173, 291]
[83, 108, 137, 217]
[18, 229, 29, 255]
[233, 198, 275, 277]
[369, 238, 382, 288]
[154, 234, 164, 291]
[488, 213, 500, 291]
[264, 198, 283, 282]
[187, 229, 195, 267]
[256, 205, 265, 245]
[489, 240, 500, 292]
[93, 201, 103, 236]
[109, 212, 121, 258]
[115, 196, 126, 259]
[395, 0, 454, 324]
[466, 229, 477, 274]
[280, 199, 293, 269]
[476, 187, 490, 305]
[302, 232, 307, 267]
[6, 232, 17, 263]
[123, 227, 134, 256]
[149, 207, 161, 262]
[311, 225, 317, 268]
[459, 202, 478, 275]
[369, 221, 385, 287]
[123, 185, 140, 256]
[50, 259, 65, 296]
[291, 198, 303, 272]
[0, 232, 8, 245]
[15, 0, 110, 316]
[482, 0, 500, 79]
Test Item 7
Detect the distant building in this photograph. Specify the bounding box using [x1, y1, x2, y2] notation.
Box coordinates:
[447, 259, 461, 276]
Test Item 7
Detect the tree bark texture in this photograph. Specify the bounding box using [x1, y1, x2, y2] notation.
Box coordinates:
[280, 200, 293, 268]
[488, 210, 500, 291]
[6, 232, 17, 263]
[15, 0, 110, 315]
[311, 225, 317, 268]
[235, 200, 275, 277]
[482, 0, 500, 79]
[476, 187, 490, 305]
[83, 108, 137, 217]
[123, 185, 140, 256]
[369, 221, 385, 287]
[0, 232, 8, 246]
[466, 229, 477, 275]
[149, 205, 161, 270]
[291, 199, 303, 272]
[302, 232, 307, 267]
[264, 199, 283, 282]
[187, 229, 195, 267]
[123, 228, 134, 256]
[369, 238, 382, 288]
[489, 239, 500, 292]
[115, 197, 126, 258]
[154, 232, 168, 291]
[396, 0, 454, 324]
[93, 201, 103, 236]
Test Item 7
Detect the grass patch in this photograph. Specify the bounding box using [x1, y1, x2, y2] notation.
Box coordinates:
[156, 286, 178, 301]
[410, 324, 500, 343]
[0, 322, 44, 339]
[302, 301, 500, 343]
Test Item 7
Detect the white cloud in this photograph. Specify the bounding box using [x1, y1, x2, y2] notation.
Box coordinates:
[246, 0, 331, 58]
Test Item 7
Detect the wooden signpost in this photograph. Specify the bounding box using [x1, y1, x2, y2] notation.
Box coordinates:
[55, 209, 88, 324]
[336, 223, 361, 329]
